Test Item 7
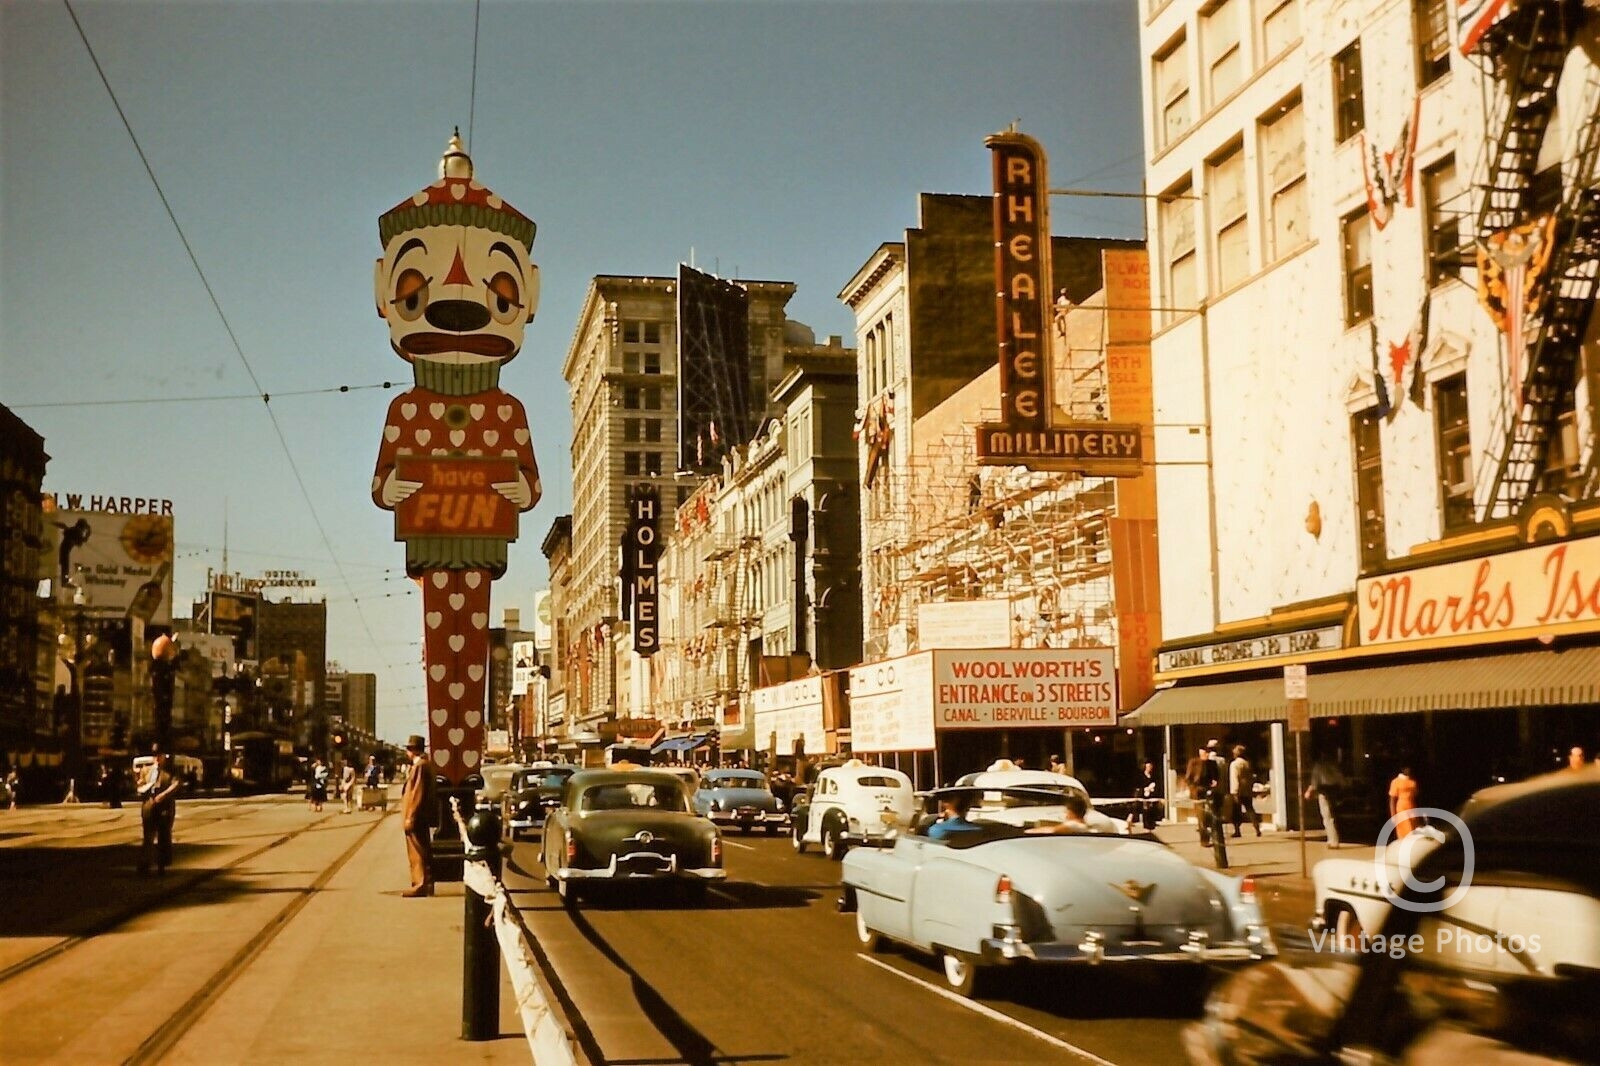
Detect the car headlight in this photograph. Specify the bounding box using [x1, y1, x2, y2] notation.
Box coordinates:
[775, 798, 785, 811]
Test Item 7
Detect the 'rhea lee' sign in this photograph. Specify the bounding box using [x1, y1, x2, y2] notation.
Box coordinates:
[975, 130, 1145, 477]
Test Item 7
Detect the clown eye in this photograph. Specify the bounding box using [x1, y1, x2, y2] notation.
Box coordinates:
[392, 269, 430, 322]
[485, 272, 522, 325]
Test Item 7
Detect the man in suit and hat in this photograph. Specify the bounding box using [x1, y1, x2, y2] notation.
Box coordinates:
[401, 734, 437, 897]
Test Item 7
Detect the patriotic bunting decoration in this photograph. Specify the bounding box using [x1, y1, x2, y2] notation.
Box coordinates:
[1361, 96, 1422, 231]
[1455, 0, 1510, 56]
[1370, 318, 1394, 419]
[1477, 215, 1558, 415]
[1384, 294, 1433, 420]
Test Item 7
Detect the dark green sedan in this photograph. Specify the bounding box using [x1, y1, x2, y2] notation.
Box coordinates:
[538, 768, 725, 906]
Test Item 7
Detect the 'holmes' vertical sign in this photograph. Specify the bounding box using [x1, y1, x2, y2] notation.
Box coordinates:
[628, 487, 660, 655]
[988, 130, 1052, 431]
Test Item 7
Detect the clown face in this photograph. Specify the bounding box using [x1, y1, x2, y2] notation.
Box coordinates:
[375, 223, 540, 366]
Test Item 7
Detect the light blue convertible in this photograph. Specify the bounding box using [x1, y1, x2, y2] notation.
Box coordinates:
[692, 769, 788, 834]
[841, 786, 1275, 997]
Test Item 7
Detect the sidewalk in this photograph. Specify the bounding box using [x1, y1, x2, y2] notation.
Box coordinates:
[164, 813, 533, 1065]
[1153, 823, 1378, 928]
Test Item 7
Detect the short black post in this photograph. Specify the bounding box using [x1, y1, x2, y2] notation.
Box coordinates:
[462, 799, 502, 1041]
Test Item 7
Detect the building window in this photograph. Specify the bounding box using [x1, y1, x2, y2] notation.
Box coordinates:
[624, 418, 641, 443]
[644, 418, 662, 443]
[1261, 0, 1300, 60]
[644, 452, 663, 476]
[1155, 34, 1192, 150]
[623, 452, 641, 476]
[1209, 142, 1249, 291]
[1354, 410, 1386, 570]
[1203, 0, 1243, 106]
[1332, 40, 1365, 143]
[644, 322, 661, 344]
[1260, 95, 1308, 261]
[1433, 374, 1472, 530]
[864, 330, 878, 397]
[1414, 0, 1450, 87]
[645, 386, 662, 410]
[1161, 179, 1197, 323]
[624, 387, 641, 410]
[623, 322, 640, 343]
[678, 486, 692, 506]
[1342, 208, 1374, 326]
[1422, 155, 1461, 286]
[644, 351, 661, 374]
[1542, 397, 1581, 493]
[623, 350, 640, 373]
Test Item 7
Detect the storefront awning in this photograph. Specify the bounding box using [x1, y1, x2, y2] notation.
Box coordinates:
[1124, 645, 1600, 727]
[652, 733, 714, 755]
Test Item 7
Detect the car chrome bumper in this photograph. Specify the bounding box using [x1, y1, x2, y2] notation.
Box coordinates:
[555, 853, 727, 881]
[980, 927, 1274, 966]
[708, 810, 788, 826]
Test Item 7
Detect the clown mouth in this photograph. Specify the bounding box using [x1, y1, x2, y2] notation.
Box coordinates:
[401, 333, 515, 358]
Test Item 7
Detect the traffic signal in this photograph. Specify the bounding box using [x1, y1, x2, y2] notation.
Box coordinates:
[332, 732, 346, 751]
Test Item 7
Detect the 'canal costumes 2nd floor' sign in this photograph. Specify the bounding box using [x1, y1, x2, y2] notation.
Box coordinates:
[1358, 534, 1600, 648]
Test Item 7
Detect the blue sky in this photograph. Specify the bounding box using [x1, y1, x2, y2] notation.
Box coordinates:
[1, 0, 1144, 742]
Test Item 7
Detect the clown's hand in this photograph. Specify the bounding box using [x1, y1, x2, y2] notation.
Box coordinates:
[379, 469, 423, 507]
[493, 474, 538, 510]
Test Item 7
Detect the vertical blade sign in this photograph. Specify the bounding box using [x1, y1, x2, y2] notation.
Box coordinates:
[988, 131, 1052, 432]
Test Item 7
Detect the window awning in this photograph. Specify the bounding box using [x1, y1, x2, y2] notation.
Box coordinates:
[1123, 645, 1600, 727]
[652, 733, 715, 755]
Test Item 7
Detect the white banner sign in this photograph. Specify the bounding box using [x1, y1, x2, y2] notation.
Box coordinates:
[932, 648, 1116, 728]
[1157, 625, 1343, 673]
[752, 675, 825, 757]
[511, 640, 537, 695]
[917, 599, 1013, 651]
[849, 653, 936, 752]
[1358, 534, 1600, 648]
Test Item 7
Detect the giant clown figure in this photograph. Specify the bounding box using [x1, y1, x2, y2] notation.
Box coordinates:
[372, 132, 541, 785]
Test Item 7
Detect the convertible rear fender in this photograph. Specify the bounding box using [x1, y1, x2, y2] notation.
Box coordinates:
[912, 853, 1014, 955]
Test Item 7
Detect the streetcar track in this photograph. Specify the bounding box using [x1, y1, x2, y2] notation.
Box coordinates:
[124, 811, 390, 1066]
[0, 809, 348, 987]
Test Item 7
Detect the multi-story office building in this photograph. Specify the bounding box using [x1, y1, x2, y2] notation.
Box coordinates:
[255, 598, 327, 732]
[839, 192, 1142, 662]
[1134, 0, 1600, 815]
[0, 403, 48, 743]
[558, 274, 800, 731]
[342, 672, 377, 737]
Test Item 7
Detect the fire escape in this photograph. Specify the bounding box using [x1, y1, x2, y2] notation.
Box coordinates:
[1474, 0, 1600, 519]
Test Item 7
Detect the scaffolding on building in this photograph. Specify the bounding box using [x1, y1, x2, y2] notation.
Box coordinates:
[873, 293, 1124, 656]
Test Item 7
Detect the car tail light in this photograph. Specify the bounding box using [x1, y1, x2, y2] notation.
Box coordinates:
[1239, 875, 1256, 899]
[565, 835, 577, 863]
[995, 874, 1013, 904]
[712, 834, 722, 866]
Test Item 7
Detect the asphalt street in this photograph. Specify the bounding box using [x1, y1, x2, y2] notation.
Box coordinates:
[502, 830, 1230, 1065]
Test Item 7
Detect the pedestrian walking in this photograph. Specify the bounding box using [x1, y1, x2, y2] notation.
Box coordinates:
[1568, 746, 1589, 772]
[340, 760, 357, 813]
[138, 750, 181, 875]
[1134, 759, 1162, 831]
[308, 758, 329, 811]
[400, 735, 436, 897]
[1048, 754, 1068, 776]
[1228, 745, 1262, 837]
[1305, 755, 1346, 848]
[1184, 743, 1223, 851]
[1388, 765, 1420, 840]
[4, 768, 18, 809]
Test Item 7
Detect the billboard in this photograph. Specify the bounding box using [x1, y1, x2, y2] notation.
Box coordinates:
[677, 264, 754, 473]
[511, 640, 536, 696]
[533, 589, 553, 650]
[209, 590, 259, 661]
[917, 599, 1014, 650]
[42, 508, 174, 625]
[751, 675, 827, 757]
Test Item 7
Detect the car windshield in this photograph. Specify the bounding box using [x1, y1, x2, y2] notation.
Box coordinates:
[580, 782, 687, 813]
[854, 775, 903, 790]
[516, 768, 574, 790]
[974, 784, 1090, 810]
[708, 775, 768, 791]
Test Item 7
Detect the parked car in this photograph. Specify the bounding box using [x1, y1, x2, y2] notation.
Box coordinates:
[842, 785, 1273, 998]
[504, 763, 579, 840]
[537, 768, 725, 905]
[951, 766, 1130, 834]
[694, 768, 788, 833]
[791, 760, 916, 860]
[1310, 825, 1447, 944]
[1186, 767, 1600, 1065]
